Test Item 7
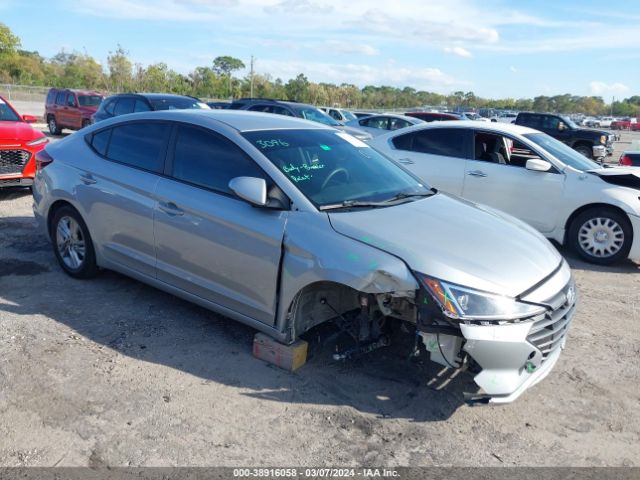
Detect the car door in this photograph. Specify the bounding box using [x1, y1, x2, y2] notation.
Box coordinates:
[66, 93, 82, 129]
[78, 121, 170, 277]
[154, 123, 288, 324]
[358, 116, 390, 136]
[539, 115, 572, 145]
[54, 91, 68, 126]
[462, 130, 564, 233]
[383, 127, 471, 195]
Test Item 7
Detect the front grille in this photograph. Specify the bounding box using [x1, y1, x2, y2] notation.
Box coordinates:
[527, 291, 576, 362]
[0, 149, 31, 175]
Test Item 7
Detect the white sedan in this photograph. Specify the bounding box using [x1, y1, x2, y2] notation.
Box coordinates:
[344, 114, 424, 137]
[369, 121, 640, 265]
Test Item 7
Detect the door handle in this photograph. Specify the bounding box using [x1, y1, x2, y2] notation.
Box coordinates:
[80, 173, 97, 185]
[158, 201, 184, 216]
[467, 170, 487, 177]
[397, 158, 415, 164]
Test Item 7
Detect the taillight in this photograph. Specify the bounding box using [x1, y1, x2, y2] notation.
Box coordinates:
[619, 155, 633, 166]
[36, 150, 54, 170]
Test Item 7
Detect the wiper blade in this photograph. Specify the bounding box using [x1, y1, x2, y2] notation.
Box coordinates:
[319, 200, 385, 211]
[382, 190, 435, 203]
[319, 190, 435, 211]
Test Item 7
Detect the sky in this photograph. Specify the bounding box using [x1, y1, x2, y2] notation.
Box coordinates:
[1, 0, 639, 99]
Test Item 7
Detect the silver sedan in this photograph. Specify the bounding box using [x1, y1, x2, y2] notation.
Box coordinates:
[32, 110, 575, 404]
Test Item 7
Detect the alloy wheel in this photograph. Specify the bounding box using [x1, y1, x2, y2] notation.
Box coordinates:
[56, 216, 86, 270]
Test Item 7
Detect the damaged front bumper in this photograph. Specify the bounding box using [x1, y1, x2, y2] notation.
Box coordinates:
[417, 264, 576, 405]
[460, 299, 575, 404]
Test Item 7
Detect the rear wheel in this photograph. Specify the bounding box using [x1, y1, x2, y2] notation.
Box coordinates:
[51, 206, 98, 278]
[568, 208, 632, 265]
[574, 144, 592, 159]
[48, 116, 62, 135]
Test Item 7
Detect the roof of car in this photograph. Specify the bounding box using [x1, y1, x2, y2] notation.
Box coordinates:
[374, 120, 540, 138]
[48, 88, 102, 95]
[359, 113, 422, 122]
[94, 109, 332, 133]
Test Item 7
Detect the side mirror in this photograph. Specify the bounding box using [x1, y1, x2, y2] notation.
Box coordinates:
[229, 176, 267, 207]
[22, 114, 38, 123]
[526, 158, 552, 172]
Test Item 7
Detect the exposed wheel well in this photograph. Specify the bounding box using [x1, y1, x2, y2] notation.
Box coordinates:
[46, 114, 54, 120]
[564, 203, 632, 243]
[287, 281, 361, 339]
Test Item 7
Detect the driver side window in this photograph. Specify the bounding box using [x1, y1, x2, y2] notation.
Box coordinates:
[474, 132, 544, 168]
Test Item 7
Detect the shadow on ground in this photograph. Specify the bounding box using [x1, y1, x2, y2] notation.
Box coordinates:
[0, 214, 475, 422]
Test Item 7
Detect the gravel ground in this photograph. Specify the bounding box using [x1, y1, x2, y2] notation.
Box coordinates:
[0, 130, 639, 467]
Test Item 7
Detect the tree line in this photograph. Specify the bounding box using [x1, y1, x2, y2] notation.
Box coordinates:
[1, 22, 639, 116]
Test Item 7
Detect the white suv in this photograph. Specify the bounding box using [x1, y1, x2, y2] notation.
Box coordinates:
[370, 121, 640, 265]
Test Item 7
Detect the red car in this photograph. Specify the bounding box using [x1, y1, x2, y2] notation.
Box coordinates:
[45, 88, 103, 135]
[0, 95, 48, 188]
[611, 118, 635, 130]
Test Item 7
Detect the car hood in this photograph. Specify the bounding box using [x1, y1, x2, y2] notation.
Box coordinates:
[0, 121, 42, 142]
[327, 194, 562, 297]
[587, 167, 640, 189]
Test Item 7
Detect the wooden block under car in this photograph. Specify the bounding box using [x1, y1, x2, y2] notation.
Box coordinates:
[253, 333, 308, 371]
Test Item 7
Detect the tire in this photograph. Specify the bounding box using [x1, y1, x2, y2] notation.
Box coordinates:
[574, 144, 592, 159]
[81, 119, 91, 129]
[48, 116, 62, 135]
[568, 208, 632, 265]
[51, 206, 99, 278]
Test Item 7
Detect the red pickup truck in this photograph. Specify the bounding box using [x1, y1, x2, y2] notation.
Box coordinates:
[611, 118, 637, 130]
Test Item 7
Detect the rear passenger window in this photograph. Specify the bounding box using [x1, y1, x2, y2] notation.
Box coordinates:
[106, 122, 169, 172]
[102, 99, 116, 115]
[403, 128, 468, 158]
[392, 132, 414, 150]
[90, 129, 111, 156]
[114, 98, 135, 116]
[55, 92, 66, 105]
[172, 126, 264, 194]
[134, 100, 151, 112]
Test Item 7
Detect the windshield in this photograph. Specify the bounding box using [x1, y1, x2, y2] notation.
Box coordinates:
[560, 115, 578, 129]
[0, 100, 21, 122]
[149, 97, 209, 110]
[341, 110, 357, 122]
[78, 95, 103, 107]
[524, 133, 600, 171]
[242, 129, 430, 208]
[296, 107, 341, 126]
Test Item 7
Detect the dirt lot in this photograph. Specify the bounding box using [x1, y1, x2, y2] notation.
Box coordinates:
[0, 130, 639, 467]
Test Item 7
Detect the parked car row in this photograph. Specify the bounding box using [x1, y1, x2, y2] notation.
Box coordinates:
[32, 109, 578, 405]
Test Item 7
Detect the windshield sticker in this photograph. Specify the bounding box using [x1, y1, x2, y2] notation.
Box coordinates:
[256, 139, 290, 149]
[320, 144, 331, 151]
[335, 132, 368, 148]
[283, 162, 325, 183]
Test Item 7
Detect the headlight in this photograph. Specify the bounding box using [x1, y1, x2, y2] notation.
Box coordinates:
[420, 275, 545, 322]
[26, 137, 48, 146]
[600, 135, 607, 144]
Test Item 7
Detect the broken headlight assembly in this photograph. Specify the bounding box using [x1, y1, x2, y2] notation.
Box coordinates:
[420, 275, 545, 323]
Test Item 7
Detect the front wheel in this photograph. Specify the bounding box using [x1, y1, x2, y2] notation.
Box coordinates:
[48, 116, 62, 135]
[51, 206, 99, 278]
[568, 208, 632, 265]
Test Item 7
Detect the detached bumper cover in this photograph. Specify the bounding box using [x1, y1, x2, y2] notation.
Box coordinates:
[460, 266, 576, 404]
